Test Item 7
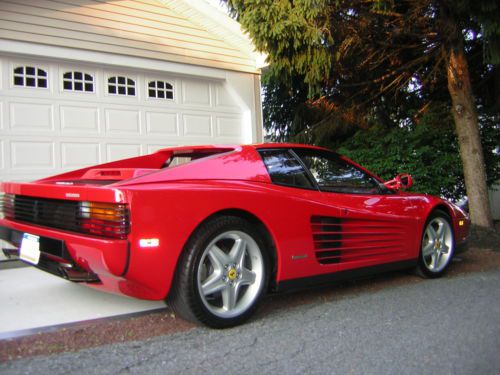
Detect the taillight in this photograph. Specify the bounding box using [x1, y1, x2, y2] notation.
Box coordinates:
[79, 201, 130, 239]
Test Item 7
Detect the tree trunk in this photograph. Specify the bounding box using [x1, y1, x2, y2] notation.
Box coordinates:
[444, 32, 494, 230]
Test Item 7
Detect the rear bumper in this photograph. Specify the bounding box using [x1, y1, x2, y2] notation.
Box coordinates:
[1, 226, 100, 282]
[0, 219, 129, 282]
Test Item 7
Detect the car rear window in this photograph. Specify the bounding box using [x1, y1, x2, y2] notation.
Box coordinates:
[162, 150, 231, 168]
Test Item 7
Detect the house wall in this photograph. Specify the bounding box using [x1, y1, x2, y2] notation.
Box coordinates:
[0, 0, 258, 73]
[489, 182, 500, 221]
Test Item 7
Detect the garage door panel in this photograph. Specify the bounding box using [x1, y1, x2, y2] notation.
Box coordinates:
[106, 143, 142, 162]
[215, 84, 239, 109]
[105, 109, 141, 135]
[60, 105, 100, 134]
[182, 114, 211, 137]
[0, 102, 4, 130]
[61, 142, 100, 168]
[216, 116, 243, 137]
[0, 140, 4, 169]
[146, 112, 178, 136]
[11, 140, 55, 169]
[10, 102, 54, 131]
[182, 81, 210, 106]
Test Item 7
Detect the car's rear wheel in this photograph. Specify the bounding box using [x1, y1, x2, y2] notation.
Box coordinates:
[416, 211, 455, 278]
[168, 216, 269, 328]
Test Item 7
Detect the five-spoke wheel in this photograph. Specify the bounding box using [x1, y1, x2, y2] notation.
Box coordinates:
[417, 211, 455, 278]
[168, 216, 269, 328]
[197, 230, 265, 319]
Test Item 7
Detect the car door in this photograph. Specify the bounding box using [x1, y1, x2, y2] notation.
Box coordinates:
[257, 148, 343, 281]
[291, 148, 421, 272]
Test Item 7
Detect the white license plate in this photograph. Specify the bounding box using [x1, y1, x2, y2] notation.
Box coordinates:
[20, 233, 41, 265]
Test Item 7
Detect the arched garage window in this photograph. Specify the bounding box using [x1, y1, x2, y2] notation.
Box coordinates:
[13, 66, 48, 88]
[148, 80, 173, 99]
[108, 76, 135, 96]
[63, 71, 94, 92]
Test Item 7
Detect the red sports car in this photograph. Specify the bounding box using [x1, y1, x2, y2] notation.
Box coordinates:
[0, 144, 469, 327]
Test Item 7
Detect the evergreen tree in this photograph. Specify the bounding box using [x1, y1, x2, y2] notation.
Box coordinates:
[227, 0, 499, 231]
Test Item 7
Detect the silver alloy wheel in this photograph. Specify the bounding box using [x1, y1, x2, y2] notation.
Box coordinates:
[196, 230, 264, 319]
[421, 217, 453, 273]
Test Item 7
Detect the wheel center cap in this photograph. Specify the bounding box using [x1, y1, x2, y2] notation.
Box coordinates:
[227, 268, 237, 281]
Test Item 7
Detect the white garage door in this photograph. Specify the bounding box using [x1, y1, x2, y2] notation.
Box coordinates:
[0, 55, 248, 182]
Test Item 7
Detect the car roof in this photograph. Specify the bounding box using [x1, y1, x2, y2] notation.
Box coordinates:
[154, 143, 330, 154]
[252, 143, 329, 151]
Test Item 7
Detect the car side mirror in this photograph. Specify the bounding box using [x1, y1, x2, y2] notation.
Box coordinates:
[384, 173, 413, 190]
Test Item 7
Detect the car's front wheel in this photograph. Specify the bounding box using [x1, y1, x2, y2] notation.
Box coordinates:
[416, 210, 455, 278]
[168, 216, 269, 328]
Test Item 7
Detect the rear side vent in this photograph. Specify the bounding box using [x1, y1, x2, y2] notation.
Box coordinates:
[311, 216, 343, 264]
[311, 215, 405, 265]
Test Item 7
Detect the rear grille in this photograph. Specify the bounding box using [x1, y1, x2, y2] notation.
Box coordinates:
[1, 194, 129, 239]
[311, 215, 405, 265]
[8, 195, 81, 231]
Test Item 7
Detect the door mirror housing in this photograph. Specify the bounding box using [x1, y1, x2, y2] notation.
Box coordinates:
[384, 173, 413, 191]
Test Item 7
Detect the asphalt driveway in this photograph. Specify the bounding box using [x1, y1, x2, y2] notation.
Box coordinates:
[2, 251, 499, 374]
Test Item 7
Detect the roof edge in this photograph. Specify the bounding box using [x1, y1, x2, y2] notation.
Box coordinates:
[158, 0, 262, 72]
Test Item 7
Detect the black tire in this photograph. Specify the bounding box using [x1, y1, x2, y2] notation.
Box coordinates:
[416, 210, 455, 278]
[167, 215, 270, 328]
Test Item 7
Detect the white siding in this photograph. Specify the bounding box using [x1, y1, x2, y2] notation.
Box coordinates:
[0, 0, 258, 73]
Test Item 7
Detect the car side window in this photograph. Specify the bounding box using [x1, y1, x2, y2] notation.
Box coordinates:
[259, 150, 315, 189]
[294, 149, 385, 194]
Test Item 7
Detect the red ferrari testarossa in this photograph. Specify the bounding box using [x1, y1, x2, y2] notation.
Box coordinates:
[0, 144, 469, 327]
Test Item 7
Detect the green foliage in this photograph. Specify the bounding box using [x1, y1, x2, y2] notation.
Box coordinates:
[262, 72, 310, 142]
[227, 0, 332, 94]
[337, 113, 463, 200]
[227, 0, 500, 203]
[468, 0, 500, 63]
[336, 106, 499, 201]
[480, 112, 500, 186]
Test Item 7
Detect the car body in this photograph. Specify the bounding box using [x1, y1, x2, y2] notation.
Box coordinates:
[0, 144, 470, 327]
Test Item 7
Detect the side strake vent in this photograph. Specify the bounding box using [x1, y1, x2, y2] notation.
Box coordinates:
[311, 216, 342, 264]
[311, 215, 405, 265]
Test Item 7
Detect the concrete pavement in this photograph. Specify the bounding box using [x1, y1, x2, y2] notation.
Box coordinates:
[0, 267, 166, 338]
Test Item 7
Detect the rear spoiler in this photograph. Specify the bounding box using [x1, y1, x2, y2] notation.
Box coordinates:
[35, 152, 170, 184]
[1, 182, 125, 203]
